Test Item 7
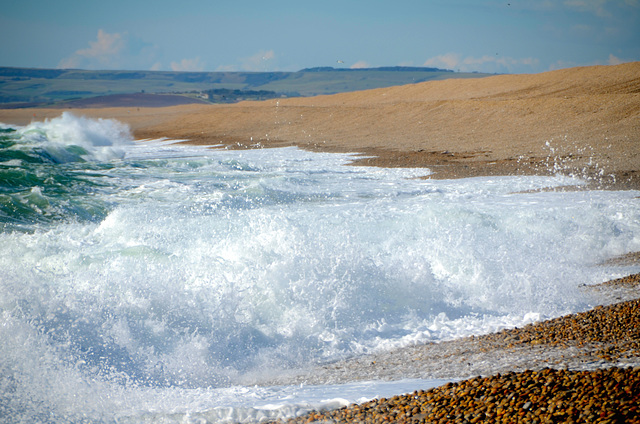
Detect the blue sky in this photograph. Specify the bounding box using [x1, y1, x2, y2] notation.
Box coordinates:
[2, 0, 638, 74]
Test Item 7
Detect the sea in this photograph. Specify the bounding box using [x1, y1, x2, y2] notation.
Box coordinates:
[1, 112, 639, 423]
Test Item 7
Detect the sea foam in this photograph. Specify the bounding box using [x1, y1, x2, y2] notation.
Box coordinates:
[1, 115, 639, 423]
[15, 112, 133, 162]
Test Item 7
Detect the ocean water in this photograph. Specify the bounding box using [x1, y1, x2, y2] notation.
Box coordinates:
[1, 112, 639, 423]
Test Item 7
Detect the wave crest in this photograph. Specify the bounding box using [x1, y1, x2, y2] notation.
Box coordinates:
[15, 112, 133, 163]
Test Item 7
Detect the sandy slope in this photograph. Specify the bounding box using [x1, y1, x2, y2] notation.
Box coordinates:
[1, 62, 639, 188]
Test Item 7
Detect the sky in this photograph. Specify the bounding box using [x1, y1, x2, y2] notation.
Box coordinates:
[1, 0, 639, 74]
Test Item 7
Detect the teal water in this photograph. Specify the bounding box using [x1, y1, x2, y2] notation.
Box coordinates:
[0, 115, 131, 231]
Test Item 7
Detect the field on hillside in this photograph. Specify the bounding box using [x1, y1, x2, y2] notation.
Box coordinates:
[0, 66, 492, 107]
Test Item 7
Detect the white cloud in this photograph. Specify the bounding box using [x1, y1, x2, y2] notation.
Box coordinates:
[423, 53, 461, 71]
[350, 61, 371, 69]
[80, 29, 125, 59]
[58, 29, 125, 69]
[240, 50, 276, 71]
[607, 54, 624, 65]
[57, 29, 161, 70]
[423, 53, 539, 73]
[170, 57, 205, 72]
[57, 56, 80, 69]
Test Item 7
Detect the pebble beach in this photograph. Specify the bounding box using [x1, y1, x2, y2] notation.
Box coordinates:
[271, 367, 640, 423]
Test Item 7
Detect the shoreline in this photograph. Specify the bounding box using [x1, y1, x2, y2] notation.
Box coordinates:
[1, 62, 639, 190]
[262, 274, 640, 423]
[268, 367, 640, 423]
[259, 273, 640, 388]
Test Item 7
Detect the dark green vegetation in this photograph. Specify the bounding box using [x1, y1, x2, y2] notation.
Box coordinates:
[0, 66, 494, 108]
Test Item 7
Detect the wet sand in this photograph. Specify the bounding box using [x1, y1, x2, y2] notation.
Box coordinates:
[2, 62, 640, 422]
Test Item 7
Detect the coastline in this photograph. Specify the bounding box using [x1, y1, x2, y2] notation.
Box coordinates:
[1, 62, 639, 190]
[261, 274, 640, 423]
[2, 62, 640, 422]
[262, 274, 640, 387]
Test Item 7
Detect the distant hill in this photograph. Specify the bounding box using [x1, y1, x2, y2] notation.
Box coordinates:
[298, 66, 454, 72]
[52, 93, 210, 109]
[0, 66, 494, 108]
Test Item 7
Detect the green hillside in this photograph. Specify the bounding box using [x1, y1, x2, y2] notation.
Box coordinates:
[0, 66, 494, 108]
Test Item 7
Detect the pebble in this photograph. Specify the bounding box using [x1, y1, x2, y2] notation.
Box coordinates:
[268, 367, 640, 423]
[481, 292, 640, 361]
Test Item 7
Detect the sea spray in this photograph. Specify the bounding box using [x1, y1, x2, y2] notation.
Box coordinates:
[15, 111, 133, 162]
[0, 113, 134, 231]
[1, 114, 639, 423]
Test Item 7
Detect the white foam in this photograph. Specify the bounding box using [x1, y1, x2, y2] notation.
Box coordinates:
[15, 112, 133, 162]
[1, 132, 639, 423]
